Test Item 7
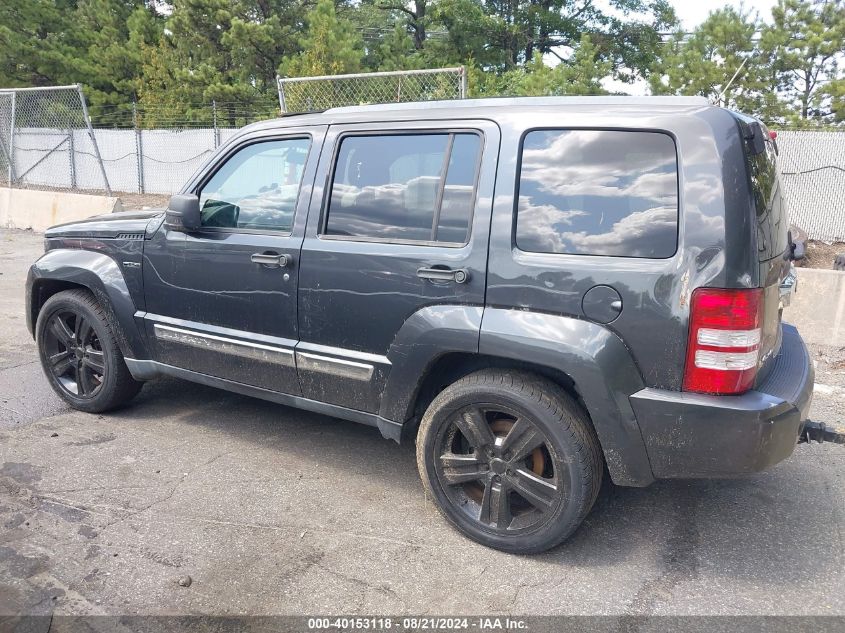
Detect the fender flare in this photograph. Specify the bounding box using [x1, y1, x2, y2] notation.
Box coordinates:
[478, 308, 654, 487]
[27, 249, 149, 360]
[380, 305, 483, 423]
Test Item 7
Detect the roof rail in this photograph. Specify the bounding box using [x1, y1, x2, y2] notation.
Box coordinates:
[326, 95, 711, 114]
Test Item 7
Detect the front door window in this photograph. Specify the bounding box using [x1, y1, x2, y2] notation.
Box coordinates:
[199, 138, 311, 233]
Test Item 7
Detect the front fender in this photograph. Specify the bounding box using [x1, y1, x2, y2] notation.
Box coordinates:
[479, 308, 654, 487]
[27, 249, 149, 360]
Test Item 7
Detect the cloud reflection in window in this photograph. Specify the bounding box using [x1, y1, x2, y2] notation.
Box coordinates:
[517, 130, 679, 258]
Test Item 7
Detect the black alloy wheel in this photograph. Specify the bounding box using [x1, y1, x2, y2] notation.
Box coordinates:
[434, 404, 561, 534]
[36, 289, 142, 412]
[42, 308, 106, 399]
[417, 369, 603, 553]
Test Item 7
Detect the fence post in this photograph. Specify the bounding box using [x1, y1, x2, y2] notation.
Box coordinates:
[67, 124, 76, 189]
[212, 100, 220, 149]
[276, 75, 287, 114]
[460, 65, 468, 99]
[76, 84, 111, 195]
[8, 91, 16, 186]
[133, 101, 144, 194]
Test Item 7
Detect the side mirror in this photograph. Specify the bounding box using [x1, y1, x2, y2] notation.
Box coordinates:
[164, 194, 201, 232]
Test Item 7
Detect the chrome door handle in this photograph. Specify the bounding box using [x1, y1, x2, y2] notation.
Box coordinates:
[417, 267, 470, 284]
[251, 252, 290, 268]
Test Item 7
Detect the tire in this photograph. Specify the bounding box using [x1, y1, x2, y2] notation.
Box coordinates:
[35, 289, 142, 413]
[416, 369, 603, 554]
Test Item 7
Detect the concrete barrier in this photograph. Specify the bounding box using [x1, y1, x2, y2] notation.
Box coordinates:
[784, 268, 845, 347]
[0, 187, 122, 232]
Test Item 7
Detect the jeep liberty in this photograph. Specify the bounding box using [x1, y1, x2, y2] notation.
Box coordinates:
[26, 96, 813, 553]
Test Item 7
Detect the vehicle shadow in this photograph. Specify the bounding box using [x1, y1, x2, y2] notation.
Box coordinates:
[114, 377, 843, 590]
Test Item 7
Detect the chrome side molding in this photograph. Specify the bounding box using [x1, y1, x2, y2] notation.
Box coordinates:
[296, 351, 374, 381]
[153, 324, 295, 367]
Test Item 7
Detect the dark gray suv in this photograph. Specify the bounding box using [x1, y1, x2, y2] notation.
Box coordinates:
[26, 96, 813, 553]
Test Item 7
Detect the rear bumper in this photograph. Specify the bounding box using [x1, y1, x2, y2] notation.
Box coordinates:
[630, 324, 814, 478]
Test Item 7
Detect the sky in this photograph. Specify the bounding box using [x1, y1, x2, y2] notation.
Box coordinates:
[599, 0, 781, 95]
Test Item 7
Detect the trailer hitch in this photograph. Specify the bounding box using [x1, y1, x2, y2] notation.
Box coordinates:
[800, 420, 845, 445]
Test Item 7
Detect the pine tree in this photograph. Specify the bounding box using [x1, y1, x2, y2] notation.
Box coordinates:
[760, 0, 845, 124]
[649, 7, 764, 114]
[280, 0, 363, 78]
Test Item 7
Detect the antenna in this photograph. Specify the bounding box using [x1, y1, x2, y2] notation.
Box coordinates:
[713, 56, 750, 107]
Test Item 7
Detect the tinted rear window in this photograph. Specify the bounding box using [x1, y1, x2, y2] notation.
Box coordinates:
[516, 129, 678, 258]
[324, 132, 481, 244]
[749, 138, 788, 261]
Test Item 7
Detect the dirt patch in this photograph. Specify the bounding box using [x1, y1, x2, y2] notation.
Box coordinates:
[797, 240, 845, 270]
[117, 193, 169, 210]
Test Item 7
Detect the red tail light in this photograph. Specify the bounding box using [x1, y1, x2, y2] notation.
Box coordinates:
[683, 288, 763, 395]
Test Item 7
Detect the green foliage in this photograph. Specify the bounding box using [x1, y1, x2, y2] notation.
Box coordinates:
[760, 0, 845, 124]
[0, 0, 842, 127]
[650, 7, 762, 112]
[822, 79, 845, 122]
[651, 0, 845, 126]
[472, 35, 610, 97]
[0, 1, 83, 88]
[281, 0, 363, 77]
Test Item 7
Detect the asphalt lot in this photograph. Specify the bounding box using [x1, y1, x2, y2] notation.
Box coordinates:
[1, 227, 844, 617]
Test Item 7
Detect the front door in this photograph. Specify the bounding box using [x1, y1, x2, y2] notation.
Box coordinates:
[296, 120, 499, 413]
[142, 126, 326, 394]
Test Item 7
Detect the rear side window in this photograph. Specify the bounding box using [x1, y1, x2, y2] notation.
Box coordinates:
[748, 139, 788, 261]
[324, 132, 481, 244]
[516, 129, 679, 258]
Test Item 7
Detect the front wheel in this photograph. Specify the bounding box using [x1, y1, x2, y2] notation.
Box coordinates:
[416, 369, 603, 554]
[36, 289, 142, 413]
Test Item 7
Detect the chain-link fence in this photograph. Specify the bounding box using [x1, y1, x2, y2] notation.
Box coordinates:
[85, 100, 279, 196]
[0, 85, 111, 193]
[277, 67, 467, 113]
[0, 94, 279, 197]
[3, 82, 844, 244]
[777, 129, 845, 243]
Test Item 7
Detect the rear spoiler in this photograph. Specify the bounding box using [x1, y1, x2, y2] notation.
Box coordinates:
[739, 119, 778, 156]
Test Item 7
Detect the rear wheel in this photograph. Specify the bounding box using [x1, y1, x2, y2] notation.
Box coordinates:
[36, 289, 142, 413]
[416, 369, 603, 554]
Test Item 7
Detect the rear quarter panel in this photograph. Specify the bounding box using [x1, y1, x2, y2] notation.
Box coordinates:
[485, 105, 756, 391]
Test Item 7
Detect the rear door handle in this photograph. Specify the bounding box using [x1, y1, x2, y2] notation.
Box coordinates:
[416, 267, 470, 284]
[251, 252, 290, 268]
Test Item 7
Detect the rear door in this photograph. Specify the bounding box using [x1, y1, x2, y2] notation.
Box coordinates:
[296, 119, 499, 413]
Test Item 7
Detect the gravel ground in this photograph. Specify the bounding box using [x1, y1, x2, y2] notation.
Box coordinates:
[808, 342, 845, 427]
[1, 229, 844, 621]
